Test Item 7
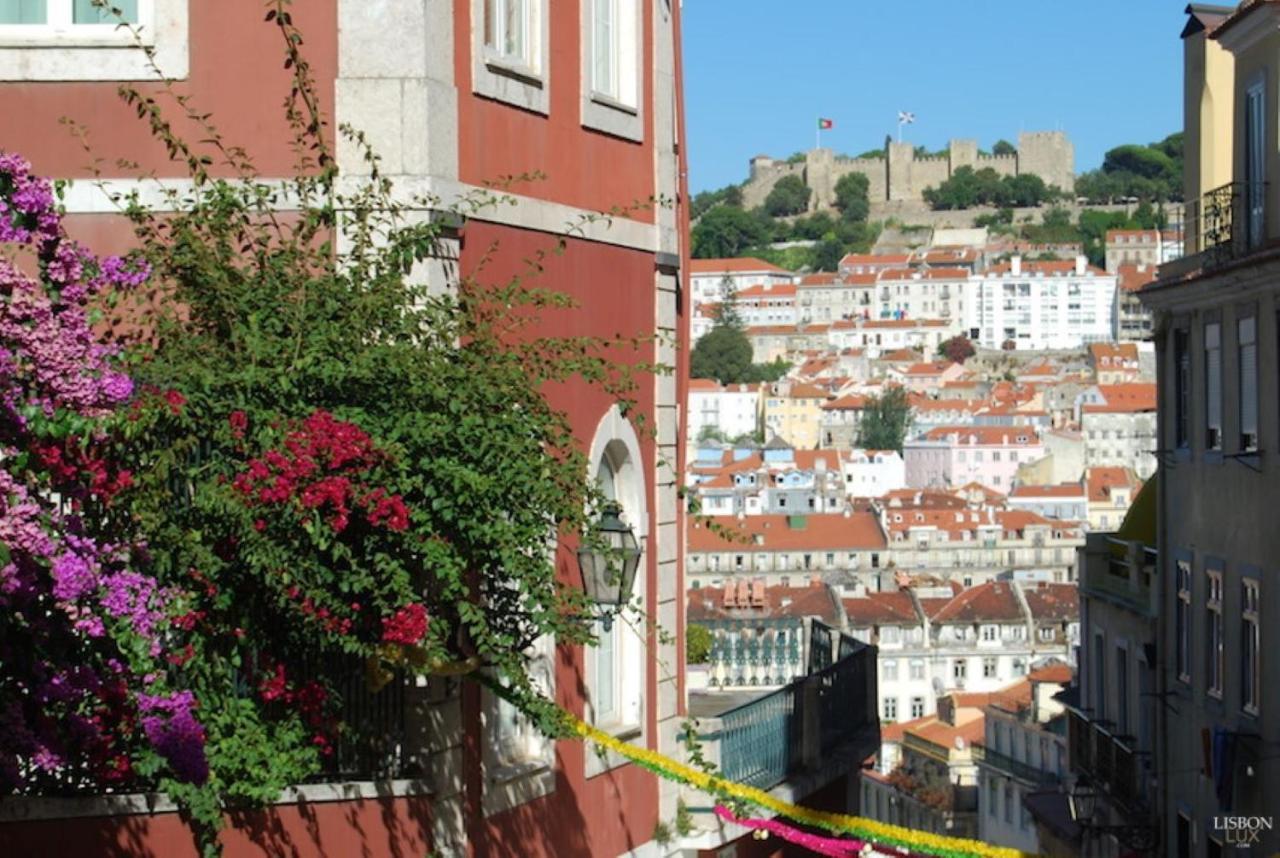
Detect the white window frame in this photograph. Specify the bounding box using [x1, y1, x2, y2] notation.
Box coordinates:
[481, 639, 557, 816]
[584, 405, 648, 777]
[1176, 559, 1192, 683]
[1206, 567, 1224, 699]
[471, 0, 549, 115]
[1238, 315, 1258, 452]
[1242, 577, 1260, 716]
[580, 0, 642, 141]
[0, 0, 188, 81]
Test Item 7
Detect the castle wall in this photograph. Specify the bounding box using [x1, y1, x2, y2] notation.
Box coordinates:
[1017, 131, 1075, 193]
[735, 131, 1075, 213]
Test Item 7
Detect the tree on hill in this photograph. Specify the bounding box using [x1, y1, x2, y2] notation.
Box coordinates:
[764, 175, 811, 216]
[924, 166, 1052, 210]
[692, 205, 771, 258]
[691, 325, 754, 384]
[938, 335, 977, 365]
[834, 172, 871, 223]
[1075, 132, 1183, 202]
[992, 139, 1017, 156]
[813, 237, 845, 272]
[691, 183, 744, 219]
[856, 387, 913, 453]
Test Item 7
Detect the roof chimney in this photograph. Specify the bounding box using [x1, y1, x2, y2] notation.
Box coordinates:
[1075, 254, 1087, 276]
[1010, 255, 1022, 277]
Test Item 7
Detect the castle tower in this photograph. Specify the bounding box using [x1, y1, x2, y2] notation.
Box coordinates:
[886, 141, 916, 202]
[1017, 131, 1075, 193]
[804, 148, 838, 212]
[949, 139, 978, 174]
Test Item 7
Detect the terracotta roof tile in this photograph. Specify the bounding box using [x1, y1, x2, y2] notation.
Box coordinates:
[686, 581, 841, 623]
[1083, 383, 1156, 414]
[691, 257, 789, 274]
[1022, 583, 1080, 622]
[928, 581, 1023, 623]
[688, 514, 887, 552]
[920, 426, 1041, 446]
[1116, 263, 1159, 294]
[1086, 466, 1141, 503]
[841, 590, 919, 626]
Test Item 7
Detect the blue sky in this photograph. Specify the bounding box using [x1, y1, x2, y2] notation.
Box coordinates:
[682, 0, 1192, 192]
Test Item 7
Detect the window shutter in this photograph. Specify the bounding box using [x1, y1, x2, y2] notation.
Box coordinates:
[1239, 317, 1258, 446]
[1205, 323, 1222, 445]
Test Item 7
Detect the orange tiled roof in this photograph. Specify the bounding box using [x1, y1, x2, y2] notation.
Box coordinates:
[1089, 342, 1140, 364]
[878, 266, 972, 282]
[1022, 583, 1080, 622]
[928, 581, 1023, 623]
[840, 253, 910, 267]
[921, 426, 1041, 445]
[842, 590, 919, 626]
[688, 514, 887, 552]
[686, 581, 841, 623]
[1083, 383, 1156, 414]
[1086, 466, 1141, 503]
[985, 260, 1108, 277]
[1116, 263, 1158, 293]
[1009, 483, 1085, 499]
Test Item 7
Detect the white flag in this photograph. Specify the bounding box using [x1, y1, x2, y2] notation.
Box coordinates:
[898, 111, 916, 124]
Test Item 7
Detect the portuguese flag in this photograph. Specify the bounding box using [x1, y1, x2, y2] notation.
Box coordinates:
[818, 118, 834, 129]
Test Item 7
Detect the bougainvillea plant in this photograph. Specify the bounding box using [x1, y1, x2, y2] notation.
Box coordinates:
[0, 152, 207, 794]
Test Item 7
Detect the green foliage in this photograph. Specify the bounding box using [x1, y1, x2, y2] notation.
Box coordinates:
[812, 237, 846, 272]
[974, 208, 1014, 230]
[764, 174, 811, 217]
[853, 148, 885, 160]
[88, 4, 659, 849]
[676, 798, 695, 836]
[691, 184, 743, 219]
[790, 211, 837, 240]
[856, 387, 913, 453]
[686, 624, 713, 664]
[691, 325, 753, 383]
[692, 205, 771, 258]
[992, 139, 1017, 156]
[833, 172, 871, 223]
[785, 151, 808, 165]
[1075, 132, 1183, 202]
[923, 166, 1055, 210]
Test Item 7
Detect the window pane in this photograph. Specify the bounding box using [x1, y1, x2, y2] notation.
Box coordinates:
[0, 0, 47, 23]
[483, 0, 496, 47]
[594, 621, 616, 721]
[73, 0, 137, 23]
[593, 0, 614, 95]
[504, 0, 525, 61]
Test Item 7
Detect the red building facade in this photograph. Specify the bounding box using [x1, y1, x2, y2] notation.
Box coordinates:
[0, 1, 688, 856]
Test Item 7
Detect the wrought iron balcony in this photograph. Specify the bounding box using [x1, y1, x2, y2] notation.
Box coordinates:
[972, 744, 1061, 787]
[1068, 710, 1147, 813]
[1183, 181, 1268, 268]
[712, 629, 877, 791]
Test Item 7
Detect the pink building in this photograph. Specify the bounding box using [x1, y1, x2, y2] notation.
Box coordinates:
[904, 426, 1045, 491]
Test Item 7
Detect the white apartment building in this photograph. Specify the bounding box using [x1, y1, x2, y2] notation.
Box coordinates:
[734, 282, 797, 327]
[689, 257, 794, 306]
[827, 318, 954, 355]
[1076, 383, 1158, 479]
[843, 581, 1078, 724]
[687, 380, 761, 443]
[796, 272, 876, 324]
[841, 449, 907, 498]
[976, 665, 1071, 854]
[964, 257, 1117, 350]
[875, 266, 971, 323]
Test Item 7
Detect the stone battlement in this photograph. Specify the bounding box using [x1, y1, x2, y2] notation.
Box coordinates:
[741, 131, 1074, 212]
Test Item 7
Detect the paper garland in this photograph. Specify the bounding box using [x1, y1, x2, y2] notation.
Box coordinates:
[713, 805, 866, 857]
[570, 715, 1031, 858]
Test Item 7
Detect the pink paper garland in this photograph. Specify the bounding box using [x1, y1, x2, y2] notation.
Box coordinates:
[714, 805, 866, 857]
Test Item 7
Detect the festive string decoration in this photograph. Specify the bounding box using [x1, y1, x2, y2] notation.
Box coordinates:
[713, 805, 865, 857]
[569, 715, 1031, 858]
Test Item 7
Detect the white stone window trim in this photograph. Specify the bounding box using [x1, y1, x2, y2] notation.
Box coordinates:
[470, 0, 549, 115]
[579, 0, 643, 142]
[480, 640, 557, 817]
[0, 0, 188, 82]
[584, 404, 649, 778]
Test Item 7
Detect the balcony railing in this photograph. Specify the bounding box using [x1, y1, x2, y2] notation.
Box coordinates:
[1183, 181, 1268, 267]
[1068, 710, 1147, 812]
[715, 633, 876, 791]
[972, 744, 1060, 787]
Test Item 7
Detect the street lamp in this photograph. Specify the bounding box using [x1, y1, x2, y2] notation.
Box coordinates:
[577, 501, 642, 631]
[1068, 784, 1157, 854]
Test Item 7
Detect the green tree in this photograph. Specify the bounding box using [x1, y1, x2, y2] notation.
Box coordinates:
[686, 625, 713, 664]
[691, 325, 754, 383]
[856, 387, 913, 453]
[813, 237, 846, 272]
[833, 172, 871, 223]
[691, 184, 744, 219]
[764, 174, 811, 217]
[790, 211, 837, 240]
[854, 148, 885, 160]
[692, 205, 770, 258]
[992, 139, 1017, 156]
[742, 357, 791, 384]
[999, 173, 1049, 208]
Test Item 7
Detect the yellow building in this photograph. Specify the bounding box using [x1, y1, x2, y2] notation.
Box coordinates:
[762, 381, 830, 449]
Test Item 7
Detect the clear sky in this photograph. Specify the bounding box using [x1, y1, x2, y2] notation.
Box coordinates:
[682, 0, 1193, 193]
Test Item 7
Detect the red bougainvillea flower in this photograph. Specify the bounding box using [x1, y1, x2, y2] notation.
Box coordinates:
[163, 389, 186, 414]
[381, 603, 429, 645]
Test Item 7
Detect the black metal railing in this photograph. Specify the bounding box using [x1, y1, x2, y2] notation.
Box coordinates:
[1184, 181, 1268, 265]
[1069, 709, 1146, 812]
[972, 744, 1060, 787]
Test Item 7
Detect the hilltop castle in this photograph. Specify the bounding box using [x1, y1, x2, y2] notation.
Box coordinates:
[742, 131, 1074, 212]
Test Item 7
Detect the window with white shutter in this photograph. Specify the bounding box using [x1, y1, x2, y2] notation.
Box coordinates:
[1239, 316, 1258, 452]
[1205, 322, 1222, 450]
